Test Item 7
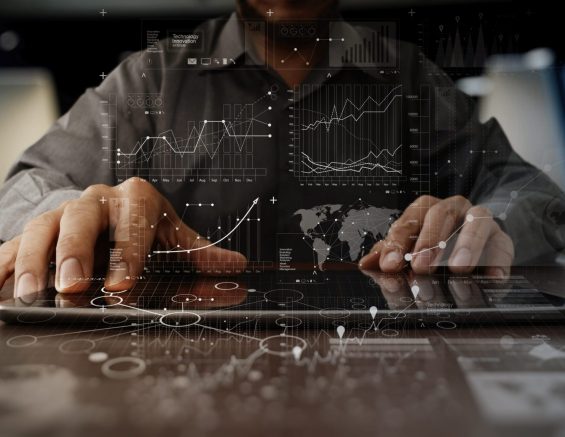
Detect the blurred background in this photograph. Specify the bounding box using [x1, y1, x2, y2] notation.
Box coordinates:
[0, 0, 564, 184]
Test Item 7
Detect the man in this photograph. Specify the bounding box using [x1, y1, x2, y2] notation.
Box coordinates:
[0, 0, 564, 297]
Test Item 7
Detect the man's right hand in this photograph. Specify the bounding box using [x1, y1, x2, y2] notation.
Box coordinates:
[0, 177, 247, 297]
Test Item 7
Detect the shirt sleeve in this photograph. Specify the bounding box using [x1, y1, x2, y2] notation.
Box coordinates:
[0, 52, 155, 242]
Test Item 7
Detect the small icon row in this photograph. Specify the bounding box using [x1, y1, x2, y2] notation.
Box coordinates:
[187, 57, 236, 66]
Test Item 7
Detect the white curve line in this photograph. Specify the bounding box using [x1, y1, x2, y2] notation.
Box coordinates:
[153, 197, 260, 255]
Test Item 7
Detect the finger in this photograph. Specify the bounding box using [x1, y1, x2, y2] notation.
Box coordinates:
[379, 195, 439, 272]
[448, 206, 496, 274]
[482, 230, 514, 279]
[14, 209, 62, 298]
[447, 277, 487, 308]
[358, 240, 384, 270]
[406, 272, 448, 308]
[56, 189, 111, 293]
[188, 240, 248, 275]
[0, 236, 20, 289]
[160, 221, 248, 275]
[411, 195, 471, 274]
[152, 199, 248, 275]
[360, 269, 412, 310]
[104, 179, 161, 291]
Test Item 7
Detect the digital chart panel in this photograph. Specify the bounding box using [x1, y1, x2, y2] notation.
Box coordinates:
[102, 91, 274, 183]
[289, 83, 404, 186]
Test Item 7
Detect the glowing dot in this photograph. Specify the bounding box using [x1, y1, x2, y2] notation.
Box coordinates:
[185, 203, 189, 206]
[175, 227, 179, 231]
[329, 38, 333, 42]
[341, 38, 345, 41]
[268, 134, 272, 138]
[198, 203, 202, 206]
[306, 62, 310, 65]
[466, 214, 474, 222]
[89, 352, 108, 363]
[211, 203, 214, 206]
[221, 119, 225, 123]
[267, 91, 272, 95]
[404, 253, 413, 261]
[268, 106, 272, 110]
[162, 136, 166, 139]
[163, 213, 167, 217]
[268, 123, 272, 127]
[411, 285, 420, 294]
[316, 38, 320, 41]
[150, 225, 154, 229]
[510, 191, 518, 199]
[294, 47, 298, 51]
[116, 161, 121, 164]
[498, 212, 507, 221]
[439, 241, 447, 249]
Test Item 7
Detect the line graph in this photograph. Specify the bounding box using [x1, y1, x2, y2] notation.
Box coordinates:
[289, 84, 403, 185]
[153, 198, 259, 255]
[103, 90, 275, 183]
[144, 197, 271, 273]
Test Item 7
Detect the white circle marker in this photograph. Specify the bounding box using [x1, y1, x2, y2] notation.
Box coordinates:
[159, 312, 201, 328]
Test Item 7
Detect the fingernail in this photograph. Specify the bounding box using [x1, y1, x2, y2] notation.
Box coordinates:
[107, 261, 129, 286]
[451, 248, 472, 267]
[16, 273, 38, 298]
[59, 258, 84, 290]
[382, 251, 403, 269]
[359, 251, 379, 268]
[491, 268, 507, 279]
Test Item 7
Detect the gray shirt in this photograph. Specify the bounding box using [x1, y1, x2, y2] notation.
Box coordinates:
[1, 13, 564, 266]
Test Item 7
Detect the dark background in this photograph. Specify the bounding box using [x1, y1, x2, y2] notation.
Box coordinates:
[0, 0, 559, 114]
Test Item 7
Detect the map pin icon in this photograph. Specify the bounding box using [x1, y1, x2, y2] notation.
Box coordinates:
[370, 306, 378, 320]
[292, 346, 302, 360]
[337, 325, 345, 339]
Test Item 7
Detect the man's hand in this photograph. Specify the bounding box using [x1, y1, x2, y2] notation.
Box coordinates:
[358, 195, 514, 277]
[0, 178, 247, 297]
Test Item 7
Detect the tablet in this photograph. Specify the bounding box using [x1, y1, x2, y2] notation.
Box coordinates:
[2, 268, 565, 328]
